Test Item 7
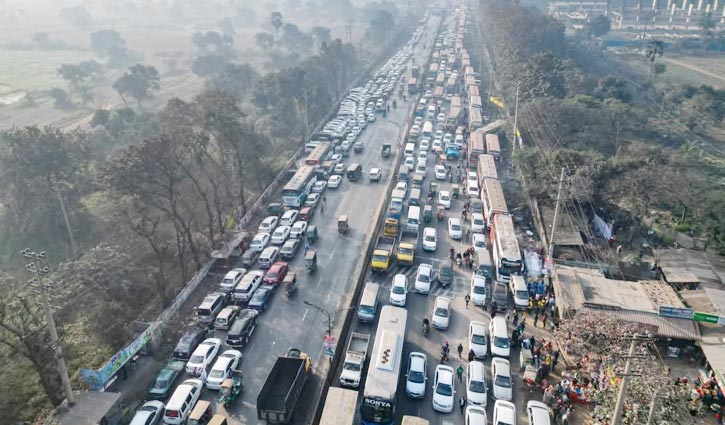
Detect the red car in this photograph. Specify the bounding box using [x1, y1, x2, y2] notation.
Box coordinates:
[263, 261, 288, 286]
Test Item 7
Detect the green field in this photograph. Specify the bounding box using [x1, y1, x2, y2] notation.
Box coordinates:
[0, 49, 96, 95]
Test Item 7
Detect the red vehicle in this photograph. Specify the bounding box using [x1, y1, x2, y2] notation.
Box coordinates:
[299, 206, 314, 222]
[263, 261, 288, 286]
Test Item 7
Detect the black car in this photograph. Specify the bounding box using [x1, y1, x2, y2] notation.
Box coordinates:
[226, 309, 259, 348]
[437, 261, 454, 288]
[172, 327, 208, 360]
[248, 285, 275, 312]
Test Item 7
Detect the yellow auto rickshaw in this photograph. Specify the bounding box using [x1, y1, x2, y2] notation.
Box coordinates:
[338, 214, 349, 234]
[188, 400, 212, 425]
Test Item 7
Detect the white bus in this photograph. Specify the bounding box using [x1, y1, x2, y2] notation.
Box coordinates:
[304, 142, 332, 166]
[482, 178, 508, 227]
[490, 214, 522, 282]
[360, 306, 407, 425]
[282, 165, 316, 208]
[319, 387, 358, 425]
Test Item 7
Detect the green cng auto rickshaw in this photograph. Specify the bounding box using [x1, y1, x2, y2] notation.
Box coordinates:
[305, 250, 317, 273]
[306, 225, 318, 244]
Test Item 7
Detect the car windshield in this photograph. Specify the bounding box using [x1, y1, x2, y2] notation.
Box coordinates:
[471, 334, 486, 345]
[474, 285, 486, 294]
[266, 272, 277, 279]
[252, 291, 267, 302]
[451, 224, 461, 231]
[373, 254, 388, 262]
[474, 240, 485, 248]
[344, 361, 361, 371]
[425, 235, 435, 242]
[436, 382, 453, 396]
[435, 307, 448, 317]
[441, 195, 449, 201]
[153, 378, 169, 389]
[209, 370, 225, 379]
[359, 305, 375, 315]
[495, 374, 512, 388]
[474, 218, 484, 225]
[392, 286, 405, 294]
[470, 379, 486, 393]
[494, 336, 509, 348]
[408, 369, 425, 384]
[418, 273, 430, 283]
[189, 355, 204, 364]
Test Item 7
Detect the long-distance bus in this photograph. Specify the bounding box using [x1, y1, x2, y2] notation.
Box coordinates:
[305, 142, 331, 166]
[468, 131, 486, 169]
[468, 106, 483, 132]
[468, 85, 480, 97]
[477, 154, 498, 187]
[491, 214, 522, 282]
[482, 178, 508, 226]
[469, 95, 483, 110]
[486, 133, 501, 160]
[282, 165, 316, 208]
[408, 77, 419, 94]
[446, 106, 461, 130]
[450, 95, 462, 110]
[319, 387, 358, 425]
[360, 306, 408, 425]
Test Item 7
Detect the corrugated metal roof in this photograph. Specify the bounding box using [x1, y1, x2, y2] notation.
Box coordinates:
[582, 308, 701, 341]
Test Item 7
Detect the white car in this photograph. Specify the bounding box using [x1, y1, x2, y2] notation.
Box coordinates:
[528, 400, 552, 425]
[129, 400, 164, 425]
[471, 213, 485, 233]
[469, 321, 488, 359]
[219, 268, 246, 292]
[405, 352, 428, 399]
[431, 296, 452, 329]
[420, 139, 430, 151]
[271, 225, 291, 245]
[404, 156, 415, 171]
[434, 165, 447, 180]
[258, 216, 278, 233]
[417, 151, 427, 163]
[328, 174, 342, 188]
[439, 190, 451, 209]
[185, 338, 222, 375]
[396, 181, 408, 195]
[448, 218, 462, 240]
[249, 233, 270, 252]
[206, 349, 242, 389]
[470, 275, 487, 306]
[389, 274, 408, 306]
[312, 181, 327, 193]
[467, 361, 488, 407]
[493, 400, 517, 425]
[472, 233, 486, 249]
[289, 221, 308, 239]
[280, 210, 299, 226]
[422, 227, 437, 251]
[305, 193, 321, 207]
[437, 112, 446, 122]
[414, 116, 423, 126]
[467, 171, 478, 183]
[368, 113, 376, 122]
[415, 160, 426, 175]
[415, 263, 433, 294]
[432, 364, 455, 413]
[465, 405, 488, 425]
[432, 139, 443, 152]
[369, 168, 381, 181]
[491, 358, 513, 401]
[443, 133, 452, 144]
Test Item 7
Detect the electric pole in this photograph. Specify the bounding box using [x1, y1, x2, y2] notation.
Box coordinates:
[611, 335, 648, 425]
[548, 168, 566, 260]
[512, 84, 520, 153]
[22, 248, 74, 406]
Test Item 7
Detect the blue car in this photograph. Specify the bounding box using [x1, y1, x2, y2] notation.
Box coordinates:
[445, 145, 460, 159]
[248, 285, 275, 312]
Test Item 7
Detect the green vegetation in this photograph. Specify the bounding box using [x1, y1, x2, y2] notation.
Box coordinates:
[480, 0, 725, 253]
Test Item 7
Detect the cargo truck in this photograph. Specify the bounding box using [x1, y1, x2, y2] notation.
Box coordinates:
[397, 232, 418, 266]
[371, 236, 396, 272]
[257, 348, 312, 424]
[339, 332, 370, 388]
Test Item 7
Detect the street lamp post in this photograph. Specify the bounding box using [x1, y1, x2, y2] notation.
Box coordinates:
[304, 300, 332, 336]
[22, 248, 74, 406]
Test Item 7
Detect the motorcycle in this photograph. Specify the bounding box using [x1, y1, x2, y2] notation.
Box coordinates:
[440, 349, 449, 363]
[423, 322, 429, 335]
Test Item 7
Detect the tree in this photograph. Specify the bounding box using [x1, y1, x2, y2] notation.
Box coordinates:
[255, 32, 275, 50]
[587, 15, 611, 40]
[310, 26, 332, 48]
[191, 54, 230, 78]
[48, 87, 73, 109]
[207, 63, 259, 98]
[191, 31, 234, 54]
[279, 23, 314, 53]
[57, 62, 102, 105]
[368, 10, 395, 44]
[112, 64, 160, 106]
[595, 76, 632, 102]
[270, 11, 284, 39]
[90, 29, 126, 57]
[698, 12, 717, 52]
[645, 40, 664, 81]
[555, 312, 692, 424]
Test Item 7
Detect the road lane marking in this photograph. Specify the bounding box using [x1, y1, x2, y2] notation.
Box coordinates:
[316, 277, 324, 288]
[302, 308, 309, 321]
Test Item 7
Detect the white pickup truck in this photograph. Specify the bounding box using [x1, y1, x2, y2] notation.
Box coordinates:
[339, 332, 370, 388]
[369, 168, 382, 182]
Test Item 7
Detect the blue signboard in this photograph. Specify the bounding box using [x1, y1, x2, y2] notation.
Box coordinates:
[658, 306, 694, 320]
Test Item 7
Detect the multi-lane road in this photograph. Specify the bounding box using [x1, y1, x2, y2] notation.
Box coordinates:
[191, 14, 444, 425]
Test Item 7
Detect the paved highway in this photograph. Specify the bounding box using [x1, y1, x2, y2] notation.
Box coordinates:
[188, 14, 443, 425]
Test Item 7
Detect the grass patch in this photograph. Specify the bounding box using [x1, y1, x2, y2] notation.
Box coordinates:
[0, 49, 96, 93]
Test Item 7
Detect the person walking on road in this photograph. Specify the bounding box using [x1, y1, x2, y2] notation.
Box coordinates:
[457, 343, 464, 359]
[459, 396, 466, 414]
[456, 364, 464, 381]
[542, 312, 548, 329]
[464, 294, 470, 308]
[468, 349, 474, 362]
[304, 240, 310, 254]
[534, 311, 540, 328]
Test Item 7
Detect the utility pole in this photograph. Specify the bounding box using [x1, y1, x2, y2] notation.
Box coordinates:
[612, 335, 648, 425]
[304, 300, 331, 336]
[22, 249, 74, 406]
[548, 168, 566, 260]
[512, 84, 520, 153]
[52, 183, 77, 256]
[645, 389, 660, 425]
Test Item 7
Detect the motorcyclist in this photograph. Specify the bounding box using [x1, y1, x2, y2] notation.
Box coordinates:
[423, 317, 430, 333]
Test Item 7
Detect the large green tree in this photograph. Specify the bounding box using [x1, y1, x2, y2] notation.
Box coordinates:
[112, 64, 160, 106]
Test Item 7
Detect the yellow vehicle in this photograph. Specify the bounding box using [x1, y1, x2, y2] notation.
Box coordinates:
[397, 234, 417, 266]
[384, 218, 399, 237]
[371, 236, 396, 272]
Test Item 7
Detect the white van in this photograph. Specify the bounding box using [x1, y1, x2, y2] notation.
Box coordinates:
[510, 275, 529, 310]
[358, 282, 380, 322]
[233, 271, 264, 303]
[489, 316, 510, 358]
[406, 206, 420, 234]
[163, 379, 203, 424]
[467, 180, 480, 198]
[258, 246, 279, 269]
[404, 143, 416, 157]
[196, 292, 226, 324]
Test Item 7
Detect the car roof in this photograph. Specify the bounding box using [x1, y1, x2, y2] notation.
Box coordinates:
[435, 364, 454, 379]
[470, 321, 486, 333]
[435, 296, 451, 306]
[253, 232, 269, 240]
[492, 358, 511, 374]
[472, 276, 486, 285]
[409, 352, 426, 367]
[495, 400, 516, 420]
[418, 263, 432, 273]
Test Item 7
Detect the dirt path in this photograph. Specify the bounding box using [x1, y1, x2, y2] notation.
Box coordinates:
[662, 57, 725, 82]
